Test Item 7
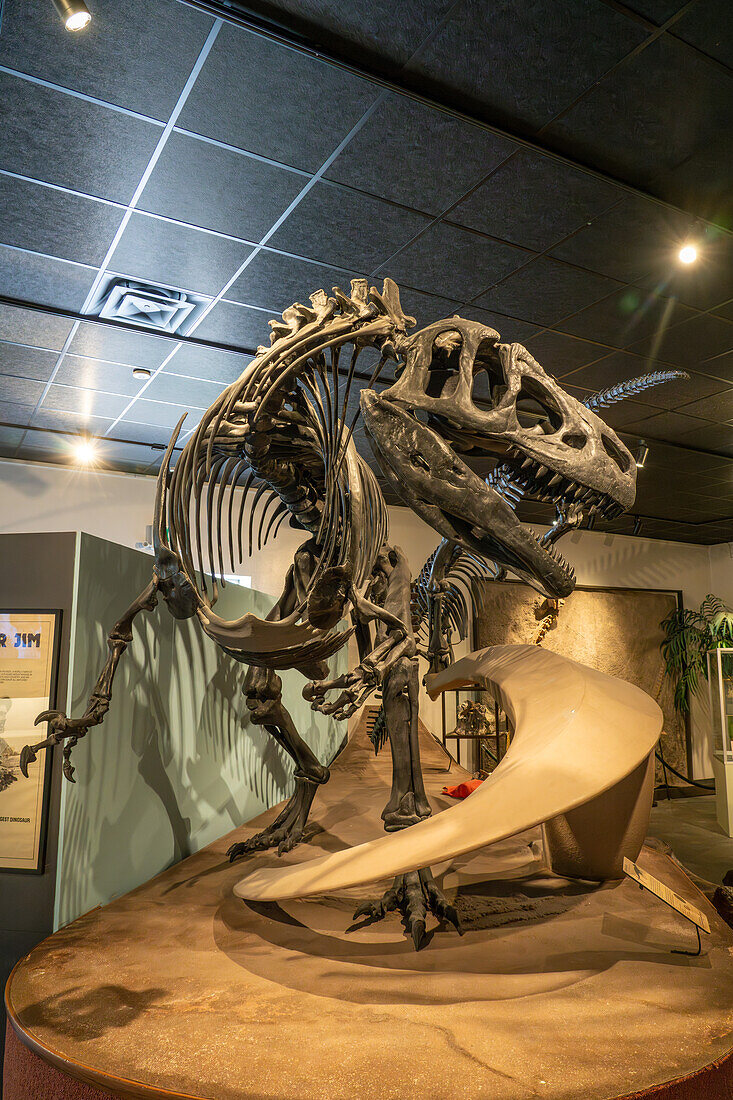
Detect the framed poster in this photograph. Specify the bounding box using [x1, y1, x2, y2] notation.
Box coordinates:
[0, 610, 61, 873]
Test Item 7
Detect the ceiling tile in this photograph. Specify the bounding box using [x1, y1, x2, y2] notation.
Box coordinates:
[701, 352, 733, 384]
[377, 222, 526, 301]
[397, 288, 463, 327]
[193, 301, 271, 349]
[139, 133, 306, 241]
[142, 372, 225, 409]
[475, 256, 618, 326]
[523, 330, 606, 377]
[67, 322, 170, 369]
[110, 213, 252, 297]
[457, 305, 541, 345]
[96, 439, 160, 469]
[1, 375, 45, 405]
[403, 0, 646, 132]
[30, 410, 114, 436]
[0, 400, 34, 427]
[563, 353, 727, 410]
[624, 408, 711, 443]
[0, 0, 215, 119]
[0, 175, 121, 267]
[0, 247, 96, 312]
[563, 385, 658, 427]
[226, 251, 361, 313]
[680, 390, 733, 422]
[42, 385, 130, 419]
[621, 1, 686, 21]
[676, 421, 733, 456]
[0, 71, 163, 205]
[0, 342, 58, 381]
[558, 285, 694, 348]
[19, 429, 77, 457]
[53, 355, 149, 396]
[178, 23, 376, 173]
[166, 344, 248, 385]
[637, 232, 733, 312]
[628, 313, 733, 368]
[325, 93, 516, 214]
[545, 36, 730, 194]
[671, 0, 733, 68]
[111, 421, 177, 447]
[450, 149, 621, 251]
[126, 399, 203, 429]
[550, 195, 696, 283]
[714, 301, 733, 323]
[0, 303, 72, 350]
[270, 182, 431, 273]
[0, 425, 23, 449]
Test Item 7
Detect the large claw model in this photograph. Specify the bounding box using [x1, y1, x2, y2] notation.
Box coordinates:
[20, 278, 684, 947]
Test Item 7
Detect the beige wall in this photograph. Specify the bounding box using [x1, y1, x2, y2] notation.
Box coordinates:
[2, 456, 729, 776]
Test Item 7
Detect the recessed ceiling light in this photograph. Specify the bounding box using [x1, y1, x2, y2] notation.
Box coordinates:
[52, 0, 92, 31]
[678, 244, 697, 265]
[132, 367, 152, 379]
[73, 438, 97, 466]
[635, 441, 649, 469]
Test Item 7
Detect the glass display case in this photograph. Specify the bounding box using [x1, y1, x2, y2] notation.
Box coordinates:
[707, 647, 733, 764]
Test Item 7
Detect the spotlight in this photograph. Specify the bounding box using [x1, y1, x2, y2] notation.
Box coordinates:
[633, 516, 642, 537]
[73, 438, 97, 466]
[678, 244, 697, 265]
[52, 0, 91, 31]
[132, 367, 152, 379]
[635, 441, 649, 469]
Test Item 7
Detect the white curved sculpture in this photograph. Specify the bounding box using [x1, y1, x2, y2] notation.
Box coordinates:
[234, 644, 662, 903]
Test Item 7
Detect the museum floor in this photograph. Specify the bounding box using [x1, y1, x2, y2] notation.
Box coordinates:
[648, 794, 733, 887]
[5, 724, 733, 1100]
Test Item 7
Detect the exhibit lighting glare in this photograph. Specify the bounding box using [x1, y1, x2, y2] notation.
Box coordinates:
[52, 0, 92, 31]
[635, 441, 649, 469]
[74, 438, 97, 466]
[678, 244, 697, 265]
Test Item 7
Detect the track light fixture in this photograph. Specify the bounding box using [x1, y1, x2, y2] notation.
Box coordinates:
[633, 516, 642, 537]
[635, 441, 649, 469]
[52, 0, 91, 31]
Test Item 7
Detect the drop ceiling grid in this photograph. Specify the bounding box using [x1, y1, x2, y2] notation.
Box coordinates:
[0, 0, 730, 539]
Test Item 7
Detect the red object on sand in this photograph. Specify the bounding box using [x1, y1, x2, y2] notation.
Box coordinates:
[442, 779, 483, 799]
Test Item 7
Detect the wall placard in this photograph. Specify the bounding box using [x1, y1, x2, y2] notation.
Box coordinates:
[0, 610, 61, 872]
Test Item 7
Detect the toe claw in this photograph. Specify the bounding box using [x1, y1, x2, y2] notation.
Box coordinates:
[411, 918, 427, 951]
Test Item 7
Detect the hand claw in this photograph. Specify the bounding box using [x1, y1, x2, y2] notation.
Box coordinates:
[34, 709, 61, 727]
[19, 744, 37, 778]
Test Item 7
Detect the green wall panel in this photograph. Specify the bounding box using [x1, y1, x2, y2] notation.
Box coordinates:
[55, 533, 345, 929]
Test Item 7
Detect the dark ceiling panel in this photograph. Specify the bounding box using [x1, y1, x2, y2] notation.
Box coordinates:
[637, 232, 733, 312]
[545, 36, 731, 204]
[550, 195, 696, 283]
[396, 287, 463, 326]
[0, 175, 121, 267]
[458, 305, 541, 345]
[142, 371, 225, 410]
[0, 0, 214, 119]
[0, 400, 34, 427]
[138, 133, 306, 241]
[623, 408, 712, 443]
[562, 352, 728, 409]
[110, 212, 251, 297]
[324, 93, 516, 215]
[475, 256, 619, 326]
[557, 285, 694, 349]
[702, 352, 733, 383]
[450, 149, 622, 252]
[674, 422, 733, 456]
[178, 22, 376, 173]
[269, 182, 431, 273]
[0, 246, 96, 312]
[681, 389, 733, 422]
[402, 0, 647, 132]
[671, 0, 733, 68]
[377, 221, 526, 301]
[522, 330, 606, 377]
[628, 312, 733, 368]
[226, 251, 361, 314]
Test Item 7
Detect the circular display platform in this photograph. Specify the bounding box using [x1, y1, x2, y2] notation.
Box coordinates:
[5, 728, 733, 1100]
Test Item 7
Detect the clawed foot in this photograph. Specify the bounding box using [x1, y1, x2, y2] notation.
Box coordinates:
[20, 705, 102, 782]
[228, 773, 325, 862]
[352, 868, 462, 950]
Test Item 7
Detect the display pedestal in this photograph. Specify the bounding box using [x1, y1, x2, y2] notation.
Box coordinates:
[5, 723, 733, 1100]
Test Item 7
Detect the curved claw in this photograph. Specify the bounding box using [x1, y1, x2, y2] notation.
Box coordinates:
[62, 759, 76, 783]
[34, 709, 61, 727]
[19, 744, 37, 778]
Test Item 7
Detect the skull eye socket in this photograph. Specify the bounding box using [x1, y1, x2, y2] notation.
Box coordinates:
[601, 433, 631, 472]
[515, 378, 564, 431]
[562, 433, 587, 449]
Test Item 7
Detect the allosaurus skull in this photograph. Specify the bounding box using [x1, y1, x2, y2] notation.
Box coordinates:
[361, 316, 636, 598]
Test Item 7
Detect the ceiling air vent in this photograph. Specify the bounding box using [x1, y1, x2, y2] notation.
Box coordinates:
[89, 277, 209, 335]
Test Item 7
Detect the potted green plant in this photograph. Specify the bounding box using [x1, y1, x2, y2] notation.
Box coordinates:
[661, 594, 733, 713]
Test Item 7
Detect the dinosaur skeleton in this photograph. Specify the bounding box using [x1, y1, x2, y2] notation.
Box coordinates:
[19, 278, 685, 947]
